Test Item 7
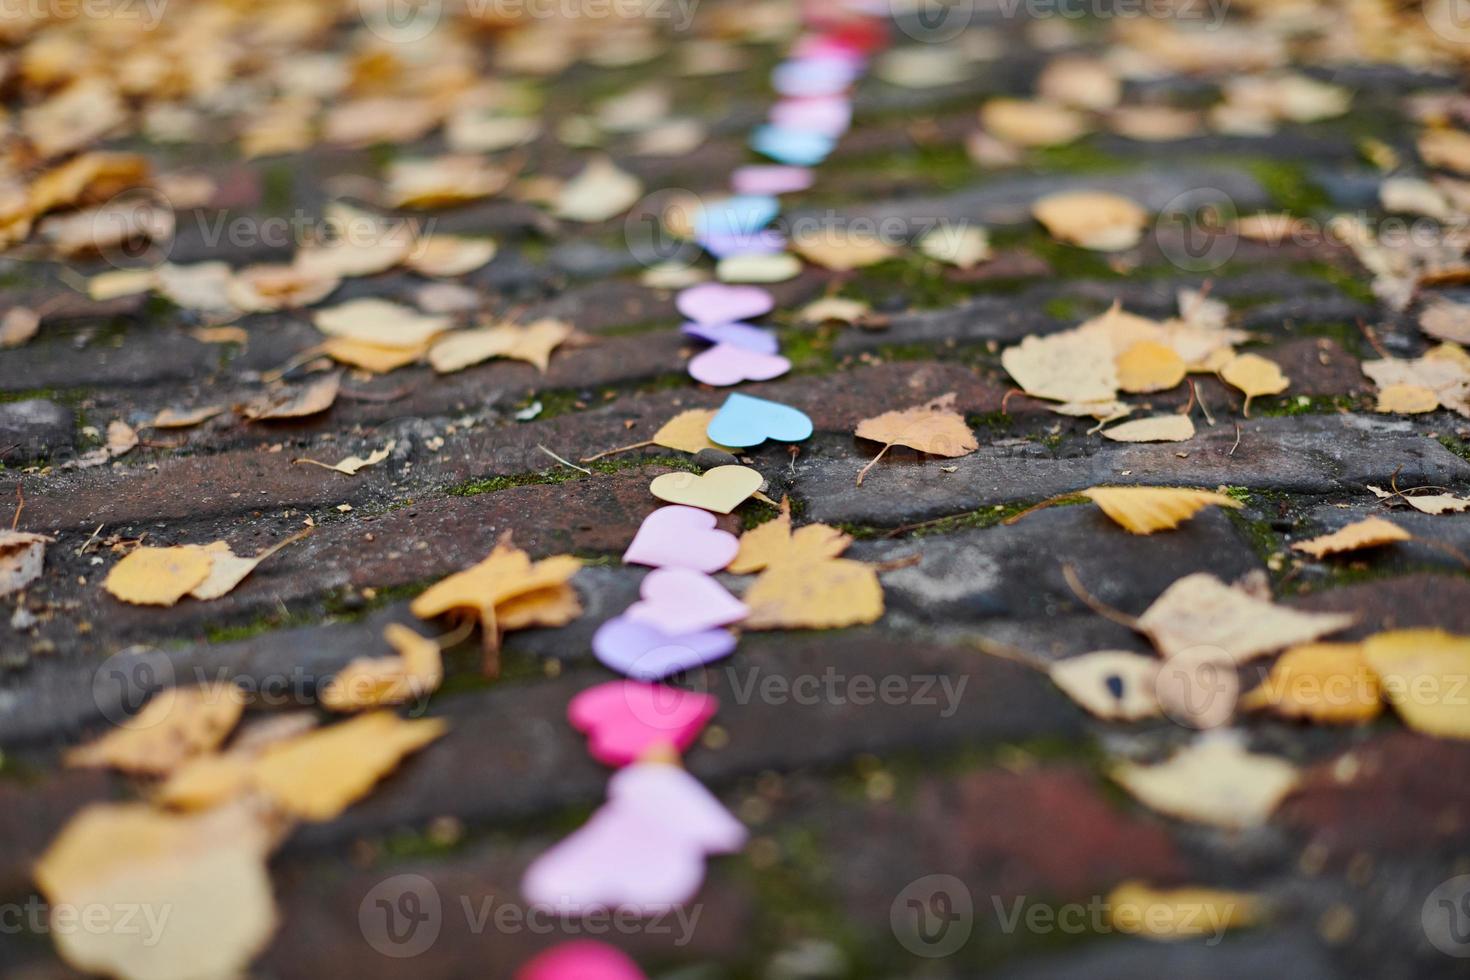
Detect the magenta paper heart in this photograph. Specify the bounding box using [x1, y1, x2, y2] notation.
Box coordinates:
[681, 321, 780, 354]
[731, 165, 814, 196]
[516, 941, 645, 980]
[624, 506, 739, 573]
[592, 615, 736, 680]
[521, 762, 746, 914]
[688, 343, 792, 387]
[625, 568, 748, 636]
[568, 681, 717, 767]
[770, 97, 852, 137]
[675, 283, 774, 325]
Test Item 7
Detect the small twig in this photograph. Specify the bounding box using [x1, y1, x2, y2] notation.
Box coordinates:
[261, 346, 327, 384]
[969, 635, 1053, 673]
[999, 388, 1023, 414]
[788, 444, 800, 476]
[538, 444, 591, 475]
[855, 443, 892, 487]
[75, 524, 104, 556]
[433, 617, 478, 650]
[339, 385, 413, 403]
[1228, 422, 1242, 456]
[1061, 563, 1140, 631]
[869, 553, 921, 573]
[252, 527, 315, 562]
[1002, 493, 1085, 526]
[1416, 536, 1470, 571]
[1196, 382, 1216, 427]
[1360, 319, 1390, 359]
[1179, 378, 1198, 417]
[580, 439, 654, 463]
[10, 484, 22, 530]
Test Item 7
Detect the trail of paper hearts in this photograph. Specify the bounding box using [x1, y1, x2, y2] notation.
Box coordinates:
[523, 6, 886, 969]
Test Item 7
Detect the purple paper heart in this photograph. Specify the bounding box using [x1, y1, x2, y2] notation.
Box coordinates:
[626, 568, 748, 636]
[623, 506, 739, 573]
[770, 96, 852, 137]
[772, 57, 861, 98]
[688, 343, 791, 387]
[731, 165, 814, 196]
[695, 228, 788, 260]
[592, 615, 736, 680]
[521, 762, 746, 914]
[676, 283, 775, 325]
[681, 321, 779, 354]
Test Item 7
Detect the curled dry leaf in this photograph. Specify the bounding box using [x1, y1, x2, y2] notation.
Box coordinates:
[1110, 734, 1299, 829]
[1368, 483, 1470, 515]
[0, 530, 52, 596]
[1048, 651, 1160, 721]
[1033, 190, 1149, 251]
[321, 624, 444, 713]
[1137, 572, 1355, 663]
[1240, 643, 1382, 724]
[1292, 517, 1411, 558]
[35, 802, 278, 980]
[251, 712, 447, 821]
[1080, 486, 1243, 534]
[1101, 415, 1196, 443]
[980, 98, 1089, 147]
[1362, 629, 1470, 739]
[554, 156, 642, 222]
[854, 392, 978, 486]
[312, 298, 450, 350]
[1107, 881, 1260, 941]
[404, 236, 498, 277]
[429, 319, 572, 374]
[1219, 352, 1289, 415]
[227, 264, 339, 312]
[244, 373, 341, 422]
[294, 442, 395, 476]
[65, 684, 246, 775]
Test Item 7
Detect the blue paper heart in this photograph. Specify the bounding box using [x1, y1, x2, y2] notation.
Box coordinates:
[695, 195, 781, 239]
[706, 392, 813, 447]
[750, 126, 835, 167]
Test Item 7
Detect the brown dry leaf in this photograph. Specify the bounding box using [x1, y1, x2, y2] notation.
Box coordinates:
[1419, 127, 1470, 176]
[386, 155, 513, 209]
[250, 712, 446, 821]
[1421, 298, 1470, 345]
[1362, 629, 1470, 739]
[1363, 348, 1470, 417]
[1080, 486, 1243, 535]
[323, 96, 441, 147]
[28, 152, 149, 218]
[1110, 734, 1299, 829]
[1376, 383, 1440, 414]
[554, 156, 642, 222]
[23, 77, 128, 159]
[1240, 643, 1382, 724]
[1292, 517, 1411, 558]
[1137, 572, 1355, 663]
[916, 225, 991, 269]
[792, 231, 897, 271]
[104, 546, 214, 606]
[0, 306, 40, 348]
[1048, 651, 1160, 721]
[797, 297, 873, 325]
[294, 442, 395, 477]
[1033, 190, 1149, 251]
[742, 558, 883, 630]
[405, 236, 498, 277]
[1109, 105, 1202, 142]
[152, 405, 226, 429]
[154, 262, 239, 320]
[980, 98, 1089, 147]
[1368, 484, 1470, 515]
[244, 373, 341, 421]
[495, 584, 583, 631]
[0, 530, 51, 597]
[430, 319, 572, 374]
[228, 264, 340, 313]
[106, 420, 138, 457]
[321, 624, 443, 713]
[35, 802, 278, 980]
[1220, 352, 1290, 415]
[313, 298, 450, 350]
[729, 500, 852, 574]
[1002, 329, 1118, 404]
[155, 715, 318, 812]
[854, 392, 978, 486]
[87, 268, 155, 302]
[1037, 56, 1121, 111]
[65, 684, 245, 775]
[1107, 881, 1260, 941]
[189, 531, 311, 602]
[321, 337, 431, 374]
[1116, 341, 1186, 393]
[1101, 415, 1196, 443]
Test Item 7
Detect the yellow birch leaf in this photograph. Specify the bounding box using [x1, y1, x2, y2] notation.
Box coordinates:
[1116, 341, 1186, 393]
[1002, 329, 1118, 403]
[1239, 643, 1382, 723]
[1220, 352, 1289, 415]
[313, 298, 450, 350]
[1419, 127, 1470, 176]
[1292, 517, 1411, 558]
[152, 405, 225, 429]
[1032, 190, 1148, 251]
[1362, 629, 1470, 739]
[1100, 415, 1195, 443]
[1080, 486, 1243, 534]
[404, 236, 498, 277]
[496, 584, 583, 631]
[1108, 881, 1260, 941]
[792, 231, 896, 271]
[294, 442, 395, 476]
[1137, 573, 1355, 663]
[554, 156, 642, 222]
[729, 501, 852, 574]
[916, 225, 991, 269]
[1110, 735, 1299, 829]
[104, 546, 214, 606]
[156, 715, 318, 812]
[716, 252, 802, 283]
[321, 624, 444, 713]
[1376, 383, 1439, 414]
[653, 409, 732, 454]
[250, 712, 446, 821]
[742, 558, 883, 630]
[981, 98, 1090, 147]
[65, 684, 246, 775]
[1048, 651, 1160, 721]
[854, 392, 979, 485]
[189, 532, 311, 601]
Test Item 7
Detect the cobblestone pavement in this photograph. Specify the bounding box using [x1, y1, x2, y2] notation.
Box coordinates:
[3, 2, 1470, 978]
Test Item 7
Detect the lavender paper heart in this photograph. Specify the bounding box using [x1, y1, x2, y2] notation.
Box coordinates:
[676, 283, 775, 325]
[688, 343, 791, 386]
[623, 506, 739, 573]
[593, 615, 736, 680]
[731, 165, 814, 196]
[625, 568, 748, 637]
[681, 321, 780, 354]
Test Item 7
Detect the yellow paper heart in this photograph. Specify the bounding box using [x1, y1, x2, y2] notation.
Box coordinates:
[649, 465, 762, 514]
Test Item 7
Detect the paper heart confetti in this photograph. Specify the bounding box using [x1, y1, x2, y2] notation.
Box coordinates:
[706, 392, 814, 447]
[626, 568, 749, 636]
[516, 942, 646, 980]
[592, 615, 737, 679]
[731, 165, 814, 196]
[772, 58, 860, 97]
[568, 682, 717, 767]
[521, 762, 746, 914]
[649, 465, 763, 514]
[623, 506, 739, 573]
[681, 321, 780, 354]
[696, 228, 788, 259]
[770, 97, 852, 136]
[695, 195, 780, 239]
[688, 343, 792, 386]
[751, 126, 836, 167]
[676, 282, 775, 324]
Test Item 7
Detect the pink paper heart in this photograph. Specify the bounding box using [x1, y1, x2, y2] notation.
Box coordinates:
[521, 763, 746, 915]
[731, 165, 814, 196]
[770, 96, 852, 137]
[516, 941, 645, 980]
[623, 506, 739, 573]
[625, 568, 748, 636]
[688, 343, 792, 387]
[675, 283, 774, 325]
[568, 681, 717, 767]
